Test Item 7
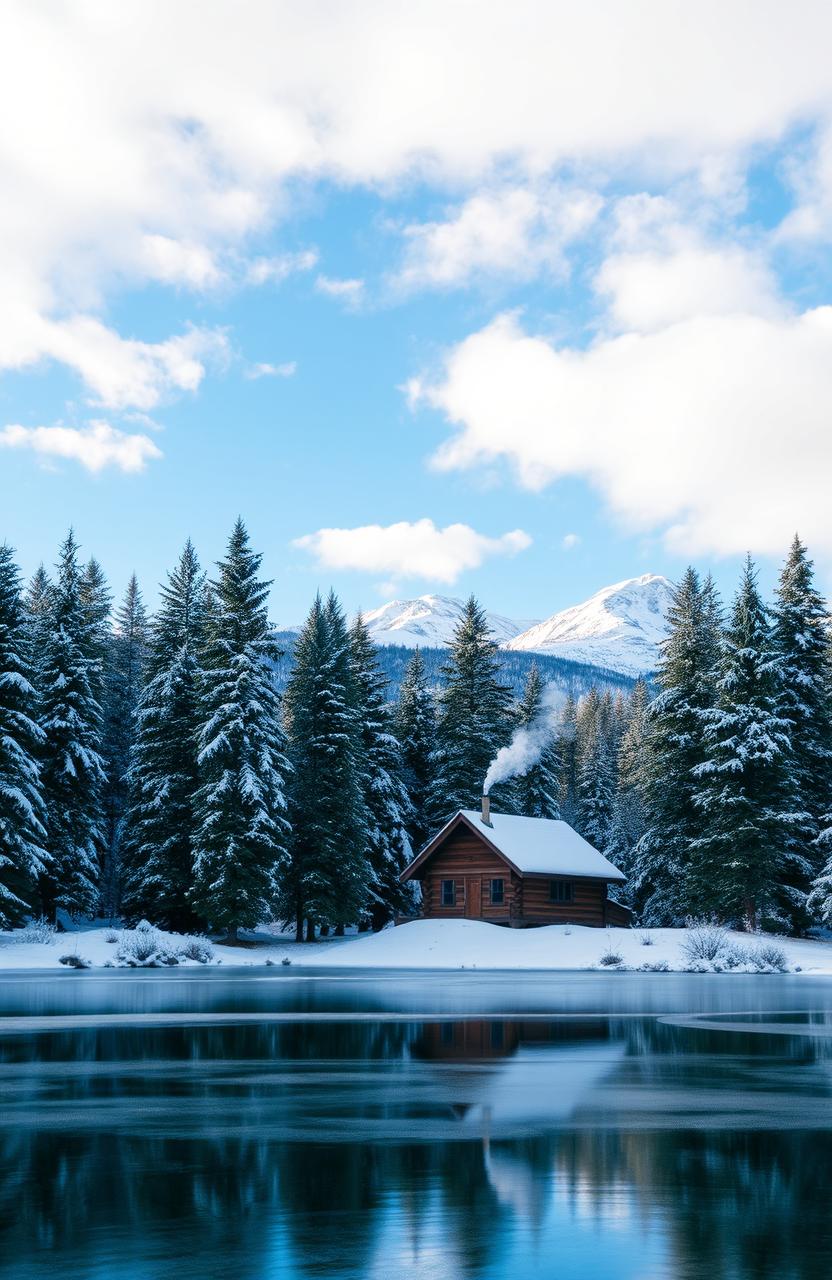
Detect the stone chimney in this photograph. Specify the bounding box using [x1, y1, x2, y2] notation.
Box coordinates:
[481, 794, 492, 826]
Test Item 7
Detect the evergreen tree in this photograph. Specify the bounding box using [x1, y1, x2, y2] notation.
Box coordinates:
[350, 614, 413, 928]
[395, 648, 436, 851]
[122, 541, 206, 930]
[429, 596, 513, 823]
[283, 593, 369, 940]
[100, 576, 147, 920]
[773, 536, 832, 922]
[575, 689, 615, 849]
[557, 693, 579, 825]
[38, 531, 105, 917]
[607, 678, 650, 891]
[512, 662, 561, 819]
[631, 569, 721, 924]
[24, 566, 54, 678]
[79, 557, 112, 707]
[189, 520, 291, 939]
[691, 558, 797, 929]
[811, 837, 832, 926]
[0, 546, 48, 926]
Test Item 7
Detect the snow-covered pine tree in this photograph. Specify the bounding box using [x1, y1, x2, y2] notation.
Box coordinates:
[24, 566, 54, 679]
[575, 689, 614, 850]
[38, 531, 105, 918]
[350, 614, 413, 928]
[79, 557, 112, 709]
[773, 536, 832, 926]
[395, 648, 436, 852]
[691, 557, 797, 929]
[122, 541, 207, 931]
[100, 576, 147, 920]
[607, 678, 650, 891]
[557, 693, 579, 825]
[0, 545, 48, 926]
[811, 840, 832, 926]
[282, 593, 370, 940]
[512, 662, 561, 819]
[189, 520, 291, 940]
[631, 568, 721, 924]
[428, 596, 513, 824]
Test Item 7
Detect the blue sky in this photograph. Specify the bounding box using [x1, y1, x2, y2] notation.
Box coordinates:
[2, 3, 832, 622]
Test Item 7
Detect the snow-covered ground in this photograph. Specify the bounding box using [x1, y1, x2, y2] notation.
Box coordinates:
[1, 918, 831, 973]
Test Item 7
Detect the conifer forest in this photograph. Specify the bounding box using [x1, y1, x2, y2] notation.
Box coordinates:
[2, 523, 832, 941]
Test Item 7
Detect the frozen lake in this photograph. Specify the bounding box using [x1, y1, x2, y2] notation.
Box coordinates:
[1, 969, 831, 1279]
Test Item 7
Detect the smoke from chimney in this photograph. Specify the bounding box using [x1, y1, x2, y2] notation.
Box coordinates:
[482, 684, 567, 796]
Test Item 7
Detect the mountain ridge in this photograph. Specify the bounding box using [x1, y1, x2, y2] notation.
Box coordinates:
[350, 574, 673, 677]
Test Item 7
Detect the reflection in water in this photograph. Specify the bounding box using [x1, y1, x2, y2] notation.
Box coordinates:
[0, 974, 831, 1279]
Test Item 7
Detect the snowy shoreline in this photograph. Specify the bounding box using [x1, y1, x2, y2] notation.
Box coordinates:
[1, 919, 831, 975]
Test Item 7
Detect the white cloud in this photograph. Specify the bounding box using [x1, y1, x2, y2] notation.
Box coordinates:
[315, 275, 365, 305]
[0, 420, 162, 472]
[32, 319, 227, 411]
[595, 242, 782, 332]
[1, 1, 832, 407]
[293, 518, 531, 584]
[396, 185, 601, 289]
[246, 250, 319, 285]
[141, 235, 222, 289]
[562, 533, 581, 550]
[412, 308, 832, 559]
[243, 360, 297, 379]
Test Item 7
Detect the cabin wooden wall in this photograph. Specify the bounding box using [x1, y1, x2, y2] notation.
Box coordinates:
[412, 824, 619, 927]
[518, 875, 608, 926]
[418, 827, 519, 922]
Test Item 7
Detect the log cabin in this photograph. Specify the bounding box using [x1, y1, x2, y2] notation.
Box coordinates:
[400, 796, 630, 928]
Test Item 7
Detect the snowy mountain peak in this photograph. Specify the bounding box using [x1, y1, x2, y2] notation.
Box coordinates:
[506, 574, 673, 676]
[362, 593, 534, 648]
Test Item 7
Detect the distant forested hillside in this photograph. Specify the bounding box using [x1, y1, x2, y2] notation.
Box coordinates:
[271, 631, 637, 700]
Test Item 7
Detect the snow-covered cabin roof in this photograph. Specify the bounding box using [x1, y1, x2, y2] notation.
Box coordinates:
[402, 809, 626, 882]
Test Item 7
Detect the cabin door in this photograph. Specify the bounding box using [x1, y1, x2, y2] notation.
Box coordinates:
[464, 877, 482, 918]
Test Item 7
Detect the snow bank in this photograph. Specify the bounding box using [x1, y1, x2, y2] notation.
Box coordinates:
[0, 925, 348, 971]
[297, 919, 832, 973]
[1, 919, 831, 973]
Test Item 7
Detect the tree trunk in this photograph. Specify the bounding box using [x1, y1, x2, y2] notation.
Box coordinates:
[225, 923, 239, 944]
[334, 922, 345, 937]
[305, 917, 316, 942]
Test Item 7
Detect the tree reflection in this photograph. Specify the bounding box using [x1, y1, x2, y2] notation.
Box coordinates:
[0, 1013, 831, 1279]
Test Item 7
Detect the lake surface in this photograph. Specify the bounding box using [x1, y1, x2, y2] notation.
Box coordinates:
[1, 969, 831, 1279]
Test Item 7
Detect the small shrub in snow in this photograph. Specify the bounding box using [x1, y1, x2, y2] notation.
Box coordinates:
[20, 917, 57, 944]
[117, 928, 162, 965]
[721, 943, 750, 970]
[281, 957, 291, 966]
[599, 949, 624, 967]
[747, 943, 788, 973]
[59, 952, 90, 969]
[134, 919, 155, 933]
[681, 918, 729, 963]
[105, 929, 119, 944]
[639, 931, 654, 946]
[178, 936, 214, 964]
[640, 959, 670, 972]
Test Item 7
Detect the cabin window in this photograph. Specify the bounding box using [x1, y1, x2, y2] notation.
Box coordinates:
[549, 880, 574, 904]
[490, 878, 505, 905]
[441, 879, 455, 907]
